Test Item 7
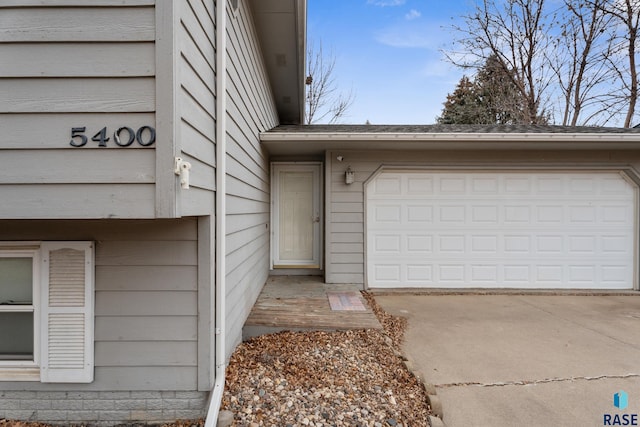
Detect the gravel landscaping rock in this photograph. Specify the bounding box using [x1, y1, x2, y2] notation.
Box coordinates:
[1, 294, 429, 427]
[221, 293, 431, 426]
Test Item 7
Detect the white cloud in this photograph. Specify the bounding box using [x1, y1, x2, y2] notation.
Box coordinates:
[421, 59, 461, 80]
[376, 31, 431, 48]
[367, 0, 406, 6]
[374, 18, 452, 50]
[375, 23, 440, 49]
[405, 9, 421, 20]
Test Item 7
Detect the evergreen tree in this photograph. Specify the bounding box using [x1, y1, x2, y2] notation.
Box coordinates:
[437, 56, 539, 125]
[436, 76, 481, 124]
[474, 55, 527, 124]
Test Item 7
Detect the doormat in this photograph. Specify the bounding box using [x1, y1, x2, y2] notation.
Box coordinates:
[327, 292, 367, 311]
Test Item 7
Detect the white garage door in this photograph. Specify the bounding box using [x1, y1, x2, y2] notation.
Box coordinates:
[366, 171, 636, 289]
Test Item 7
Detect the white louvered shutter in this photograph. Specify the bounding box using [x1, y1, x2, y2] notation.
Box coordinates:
[40, 242, 94, 383]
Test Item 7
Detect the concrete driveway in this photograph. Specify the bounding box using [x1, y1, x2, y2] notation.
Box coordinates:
[375, 294, 640, 427]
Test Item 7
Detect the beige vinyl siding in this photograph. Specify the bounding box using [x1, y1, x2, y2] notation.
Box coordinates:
[0, 114, 156, 150]
[0, 43, 155, 77]
[224, 0, 279, 355]
[176, 0, 217, 216]
[0, 2, 157, 219]
[0, 218, 198, 391]
[326, 149, 640, 285]
[327, 158, 366, 284]
[0, 6, 155, 41]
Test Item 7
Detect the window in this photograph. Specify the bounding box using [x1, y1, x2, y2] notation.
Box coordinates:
[0, 242, 94, 383]
[0, 248, 39, 366]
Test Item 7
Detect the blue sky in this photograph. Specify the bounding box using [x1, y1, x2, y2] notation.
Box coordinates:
[307, 0, 469, 124]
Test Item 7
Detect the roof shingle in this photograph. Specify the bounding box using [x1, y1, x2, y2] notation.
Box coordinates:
[269, 124, 640, 134]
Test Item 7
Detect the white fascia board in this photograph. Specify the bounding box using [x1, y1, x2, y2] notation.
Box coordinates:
[261, 131, 640, 143]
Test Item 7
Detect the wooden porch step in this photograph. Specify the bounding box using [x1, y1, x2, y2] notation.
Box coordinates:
[243, 291, 382, 341]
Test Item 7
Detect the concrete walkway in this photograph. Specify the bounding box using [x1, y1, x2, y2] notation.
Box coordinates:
[376, 294, 640, 427]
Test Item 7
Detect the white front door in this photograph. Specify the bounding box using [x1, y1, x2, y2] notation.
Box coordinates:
[272, 163, 322, 269]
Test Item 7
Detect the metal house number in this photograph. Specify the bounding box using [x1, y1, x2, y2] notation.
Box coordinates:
[69, 126, 156, 147]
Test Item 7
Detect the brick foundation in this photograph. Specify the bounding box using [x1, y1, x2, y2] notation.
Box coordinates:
[0, 391, 209, 426]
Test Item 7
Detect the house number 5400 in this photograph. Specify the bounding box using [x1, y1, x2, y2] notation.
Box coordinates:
[69, 126, 156, 147]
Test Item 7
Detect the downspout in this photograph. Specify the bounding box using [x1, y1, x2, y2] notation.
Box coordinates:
[205, 0, 227, 425]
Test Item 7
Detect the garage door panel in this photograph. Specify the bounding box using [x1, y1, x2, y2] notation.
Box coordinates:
[505, 206, 532, 223]
[407, 177, 433, 194]
[374, 176, 401, 194]
[472, 177, 499, 193]
[536, 265, 563, 283]
[406, 235, 433, 253]
[537, 205, 564, 223]
[504, 265, 530, 283]
[374, 205, 401, 222]
[602, 266, 629, 285]
[568, 177, 596, 192]
[569, 265, 595, 283]
[440, 177, 466, 193]
[602, 205, 633, 223]
[536, 235, 563, 253]
[538, 176, 564, 193]
[570, 205, 596, 222]
[439, 205, 466, 223]
[569, 235, 596, 253]
[374, 264, 401, 281]
[602, 235, 630, 253]
[472, 206, 499, 223]
[504, 235, 531, 252]
[407, 205, 433, 222]
[471, 265, 498, 282]
[407, 264, 432, 282]
[439, 265, 465, 283]
[366, 171, 636, 289]
[504, 176, 531, 193]
[603, 176, 632, 193]
[471, 235, 498, 252]
[439, 235, 465, 253]
[373, 234, 401, 252]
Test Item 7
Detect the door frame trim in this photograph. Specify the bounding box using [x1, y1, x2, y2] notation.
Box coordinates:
[270, 162, 323, 270]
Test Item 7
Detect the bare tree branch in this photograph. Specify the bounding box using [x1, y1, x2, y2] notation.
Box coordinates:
[445, 0, 551, 124]
[548, 0, 616, 126]
[599, 0, 640, 127]
[443, 0, 640, 126]
[304, 41, 355, 125]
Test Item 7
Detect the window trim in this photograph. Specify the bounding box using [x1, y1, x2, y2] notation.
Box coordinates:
[0, 245, 40, 372]
[0, 241, 95, 383]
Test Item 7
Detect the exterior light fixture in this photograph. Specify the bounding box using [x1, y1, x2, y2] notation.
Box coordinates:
[345, 166, 355, 185]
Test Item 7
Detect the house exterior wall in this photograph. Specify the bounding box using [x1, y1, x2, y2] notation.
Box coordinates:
[0, 219, 207, 425]
[0, 1, 158, 219]
[176, 0, 217, 217]
[0, 0, 221, 220]
[1, 0, 291, 423]
[325, 149, 640, 285]
[224, 0, 279, 355]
